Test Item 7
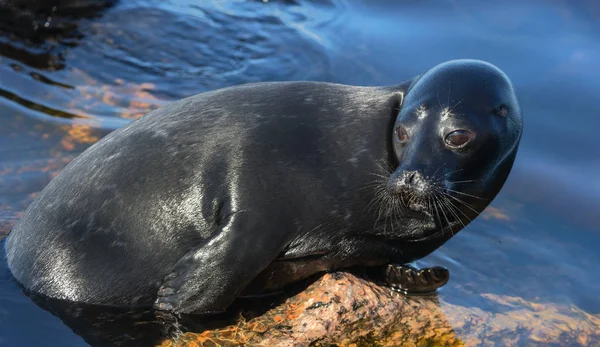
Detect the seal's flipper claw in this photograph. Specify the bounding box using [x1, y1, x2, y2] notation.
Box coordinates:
[385, 264, 449, 295]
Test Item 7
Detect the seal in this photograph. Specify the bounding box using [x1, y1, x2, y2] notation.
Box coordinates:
[4, 59, 523, 314]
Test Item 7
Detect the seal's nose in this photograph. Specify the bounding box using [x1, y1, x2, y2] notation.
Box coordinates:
[387, 170, 428, 197]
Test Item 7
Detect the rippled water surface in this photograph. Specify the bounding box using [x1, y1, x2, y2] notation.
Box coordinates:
[1, 0, 599, 346]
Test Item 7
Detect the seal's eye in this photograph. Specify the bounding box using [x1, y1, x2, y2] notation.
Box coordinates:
[396, 126, 408, 143]
[445, 130, 472, 148]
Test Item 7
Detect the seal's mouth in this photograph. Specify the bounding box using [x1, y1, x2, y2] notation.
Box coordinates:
[371, 167, 485, 243]
[401, 202, 432, 221]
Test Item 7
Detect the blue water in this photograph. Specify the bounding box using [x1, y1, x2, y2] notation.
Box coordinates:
[1, 0, 599, 346]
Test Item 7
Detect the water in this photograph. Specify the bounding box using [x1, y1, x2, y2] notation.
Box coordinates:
[1, 0, 599, 345]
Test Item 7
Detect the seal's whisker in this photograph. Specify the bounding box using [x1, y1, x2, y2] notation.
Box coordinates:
[391, 195, 402, 235]
[408, 191, 416, 208]
[373, 193, 387, 230]
[368, 173, 389, 180]
[383, 194, 395, 236]
[445, 206, 466, 235]
[431, 194, 444, 232]
[443, 195, 470, 221]
[438, 197, 459, 225]
[434, 194, 454, 237]
[372, 199, 386, 230]
[448, 99, 463, 114]
[380, 193, 390, 229]
[384, 159, 395, 172]
[375, 159, 395, 174]
[358, 184, 383, 192]
[432, 162, 447, 178]
[443, 192, 481, 215]
[364, 195, 383, 213]
[443, 168, 467, 178]
[364, 186, 388, 212]
[446, 179, 482, 184]
[427, 195, 432, 218]
[446, 193, 479, 212]
[445, 188, 486, 200]
[392, 195, 403, 224]
[446, 198, 471, 231]
[365, 186, 385, 206]
[359, 180, 388, 192]
[440, 196, 467, 231]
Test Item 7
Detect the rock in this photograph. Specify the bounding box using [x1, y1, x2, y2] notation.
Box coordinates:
[158, 272, 461, 347]
[157, 271, 600, 347]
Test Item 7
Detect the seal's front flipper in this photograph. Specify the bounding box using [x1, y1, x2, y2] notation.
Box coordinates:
[385, 264, 449, 295]
[154, 211, 288, 314]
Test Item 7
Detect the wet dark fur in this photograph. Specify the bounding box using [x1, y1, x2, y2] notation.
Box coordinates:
[5, 60, 522, 314]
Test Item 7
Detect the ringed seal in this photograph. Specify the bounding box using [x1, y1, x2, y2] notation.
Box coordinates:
[5, 59, 523, 314]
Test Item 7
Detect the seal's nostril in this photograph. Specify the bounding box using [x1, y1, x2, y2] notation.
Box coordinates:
[405, 172, 417, 185]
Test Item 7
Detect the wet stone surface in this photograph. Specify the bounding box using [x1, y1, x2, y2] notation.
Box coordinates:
[157, 272, 600, 347]
[158, 272, 460, 347]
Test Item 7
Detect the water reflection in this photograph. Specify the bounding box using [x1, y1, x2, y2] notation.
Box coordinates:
[0, 0, 119, 69]
[0, 0, 336, 127]
[1, 0, 599, 345]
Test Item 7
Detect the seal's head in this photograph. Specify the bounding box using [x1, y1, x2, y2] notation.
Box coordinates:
[385, 59, 522, 243]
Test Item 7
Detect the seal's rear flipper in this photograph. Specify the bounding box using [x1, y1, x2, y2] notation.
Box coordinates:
[385, 264, 449, 295]
[154, 211, 287, 314]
